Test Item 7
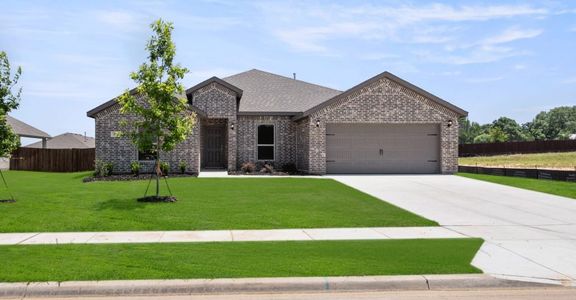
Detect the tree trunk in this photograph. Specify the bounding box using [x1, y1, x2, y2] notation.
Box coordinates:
[155, 138, 161, 198]
[155, 159, 160, 198]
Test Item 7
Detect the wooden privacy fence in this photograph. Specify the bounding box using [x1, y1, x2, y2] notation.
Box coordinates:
[9, 147, 95, 172]
[459, 140, 576, 157]
[459, 165, 576, 182]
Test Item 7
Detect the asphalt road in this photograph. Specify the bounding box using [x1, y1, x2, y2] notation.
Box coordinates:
[16, 288, 576, 300]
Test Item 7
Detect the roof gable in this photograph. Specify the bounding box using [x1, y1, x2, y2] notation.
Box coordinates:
[6, 115, 51, 138]
[185, 77, 243, 100]
[296, 71, 468, 120]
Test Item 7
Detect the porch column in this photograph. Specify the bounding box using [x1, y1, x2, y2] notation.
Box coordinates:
[227, 117, 237, 171]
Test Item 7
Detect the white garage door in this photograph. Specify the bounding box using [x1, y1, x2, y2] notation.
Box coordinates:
[326, 123, 441, 174]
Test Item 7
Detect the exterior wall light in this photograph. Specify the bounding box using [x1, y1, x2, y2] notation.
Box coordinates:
[316, 119, 320, 127]
[230, 123, 235, 130]
[447, 120, 453, 128]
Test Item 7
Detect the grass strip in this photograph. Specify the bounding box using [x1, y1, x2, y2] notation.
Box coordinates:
[458, 173, 575, 199]
[0, 239, 482, 282]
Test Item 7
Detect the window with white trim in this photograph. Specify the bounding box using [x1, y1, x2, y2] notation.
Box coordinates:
[257, 125, 275, 160]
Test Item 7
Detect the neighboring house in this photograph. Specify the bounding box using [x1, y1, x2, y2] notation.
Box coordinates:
[1, 115, 51, 170]
[6, 115, 51, 146]
[87, 69, 467, 175]
[25, 132, 95, 149]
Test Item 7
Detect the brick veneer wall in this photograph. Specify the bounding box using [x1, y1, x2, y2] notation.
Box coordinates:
[192, 82, 238, 170]
[295, 118, 310, 173]
[307, 77, 460, 175]
[236, 115, 297, 170]
[93, 102, 200, 174]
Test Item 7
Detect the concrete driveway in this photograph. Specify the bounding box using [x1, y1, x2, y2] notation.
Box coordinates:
[329, 175, 576, 286]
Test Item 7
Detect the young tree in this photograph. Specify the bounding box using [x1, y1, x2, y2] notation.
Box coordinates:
[0, 51, 22, 201]
[118, 19, 195, 201]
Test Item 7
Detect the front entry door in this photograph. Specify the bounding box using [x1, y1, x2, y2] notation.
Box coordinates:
[202, 124, 227, 169]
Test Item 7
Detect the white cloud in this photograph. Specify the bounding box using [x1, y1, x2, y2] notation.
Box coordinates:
[414, 46, 528, 65]
[275, 22, 382, 52]
[257, 2, 548, 55]
[355, 4, 547, 23]
[482, 28, 543, 45]
[419, 26, 541, 65]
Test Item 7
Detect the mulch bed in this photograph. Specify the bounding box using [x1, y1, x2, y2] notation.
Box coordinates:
[228, 171, 304, 176]
[137, 195, 177, 203]
[83, 173, 197, 183]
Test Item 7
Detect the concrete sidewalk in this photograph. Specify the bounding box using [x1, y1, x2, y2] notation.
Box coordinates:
[0, 227, 466, 245]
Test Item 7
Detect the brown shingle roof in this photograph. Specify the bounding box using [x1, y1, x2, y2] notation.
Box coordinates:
[86, 91, 207, 118]
[222, 69, 342, 113]
[25, 132, 95, 149]
[88, 69, 467, 118]
[6, 115, 51, 139]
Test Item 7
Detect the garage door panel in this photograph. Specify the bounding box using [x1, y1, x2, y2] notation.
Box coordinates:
[326, 123, 440, 174]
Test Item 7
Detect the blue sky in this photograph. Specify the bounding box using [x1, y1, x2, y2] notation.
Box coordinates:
[1, 0, 575, 142]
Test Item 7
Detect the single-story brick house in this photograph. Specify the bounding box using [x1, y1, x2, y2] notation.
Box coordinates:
[87, 69, 467, 175]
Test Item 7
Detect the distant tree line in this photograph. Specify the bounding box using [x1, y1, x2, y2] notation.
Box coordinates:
[459, 106, 576, 144]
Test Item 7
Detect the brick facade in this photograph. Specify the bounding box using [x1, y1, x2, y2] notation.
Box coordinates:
[236, 115, 297, 169]
[91, 73, 462, 175]
[295, 118, 310, 173]
[192, 82, 237, 171]
[306, 76, 460, 174]
[93, 102, 200, 174]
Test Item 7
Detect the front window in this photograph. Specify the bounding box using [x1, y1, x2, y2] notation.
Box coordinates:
[138, 148, 157, 161]
[257, 125, 274, 160]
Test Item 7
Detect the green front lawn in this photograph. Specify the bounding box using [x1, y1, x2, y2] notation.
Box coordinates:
[0, 171, 436, 232]
[458, 173, 576, 199]
[0, 239, 482, 282]
[459, 151, 576, 170]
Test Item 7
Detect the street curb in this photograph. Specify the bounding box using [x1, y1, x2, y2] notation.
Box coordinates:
[0, 274, 563, 298]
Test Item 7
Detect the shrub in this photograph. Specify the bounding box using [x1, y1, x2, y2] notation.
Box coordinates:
[130, 161, 140, 176]
[281, 162, 298, 174]
[178, 161, 187, 174]
[241, 162, 256, 173]
[94, 160, 113, 177]
[260, 163, 274, 174]
[160, 162, 170, 176]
